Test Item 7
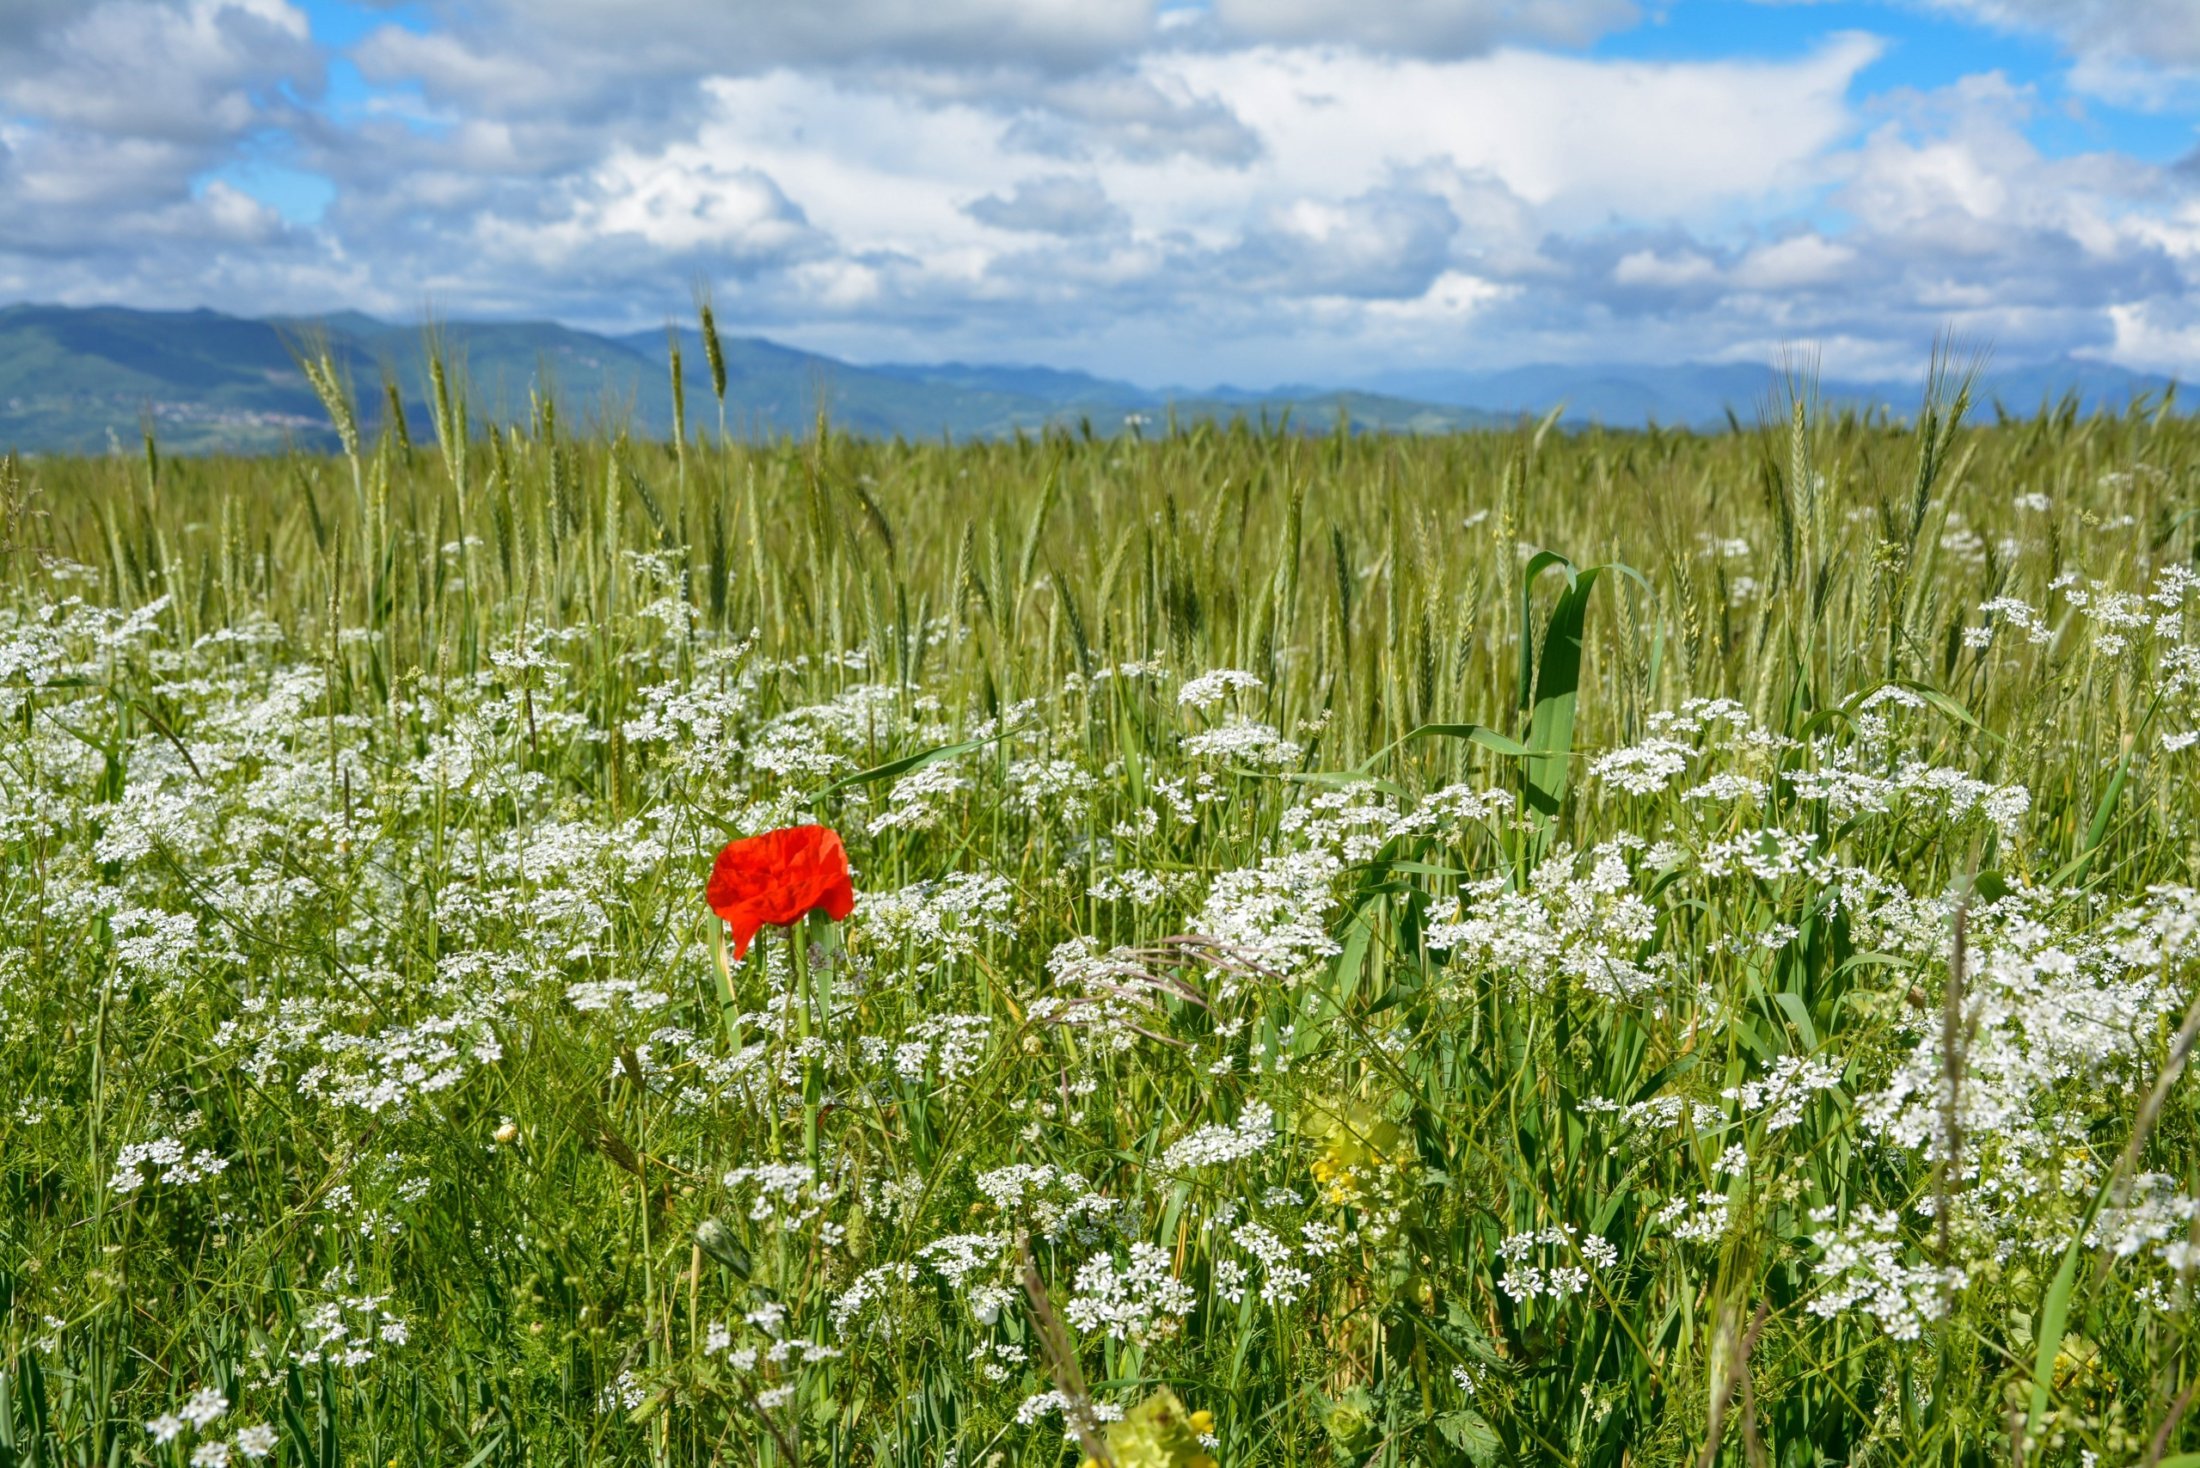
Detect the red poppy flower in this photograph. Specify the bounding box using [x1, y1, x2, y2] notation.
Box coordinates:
[707, 824, 857, 959]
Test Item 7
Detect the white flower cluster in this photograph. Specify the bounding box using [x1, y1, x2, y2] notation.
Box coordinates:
[895, 1012, 994, 1082]
[111, 1138, 229, 1193]
[1698, 827, 1833, 884]
[1972, 595, 2053, 648]
[920, 1232, 1008, 1289]
[862, 872, 1018, 978]
[973, 1162, 1117, 1242]
[292, 1295, 409, 1367]
[1006, 757, 1100, 817]
[1426, 841, 1661, 1000]
[1063, 1242, 1197, 1342]
[1807, 1207, 1965, 1340]
[1183, 718, 1303, 767]
[1581, 1093, 1726, 1136]
[1161, 1100, 1277, 1171]
[868, 758, 972, 834]
[143, 1388, 275, 1465]
[1857, 887, 2200, 1224]
[1591, 737, 1693, 796]
[1177, 668, 1264, 710]
[1654, 1192, 1731, 1245]
[1496, 1224, 1613, 1303]
[2089, 1174, 2200, 1273]
[724, 1163, 837, 1228]
[1196, 852, 1344, 976]
[1213, 1220, 1315, 1305]
[831, 1262, 921, 1335]
[1722, 1055, 1846, 1131]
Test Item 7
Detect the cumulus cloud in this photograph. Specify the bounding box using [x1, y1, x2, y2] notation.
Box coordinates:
[1732, 234, 1857, 291]
[0, 0, 313, 143]
[1926, 0, 2200, 69]
[2101, 295, 2200, 374]
[998, 71, 1265, 165]
[964, 176, 1128, 235]
[0, 0, 2196, 385]
[1916, 0, 2200, 111]
[353, 0, 1162, 123]
[506, 0, 1159, 71]
[351, 28, 575, 118]
[1227, 182, 1462, 298]
[1156, 36, 1883, 224]
[0, 0, 320, 276]
[1212, 0, 1641, 56]
[575, 156, 819, 260]
[1613, 249, 1720, 289]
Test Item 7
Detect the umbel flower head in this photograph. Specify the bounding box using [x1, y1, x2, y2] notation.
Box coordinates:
[707, 824, 857, 959]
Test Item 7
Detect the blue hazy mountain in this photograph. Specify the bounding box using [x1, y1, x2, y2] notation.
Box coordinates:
[0, 302, 2175, 454]
[1363, 359, 2181, 427]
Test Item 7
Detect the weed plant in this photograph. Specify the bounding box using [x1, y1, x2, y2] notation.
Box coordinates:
[2, 350, 2199, 1466]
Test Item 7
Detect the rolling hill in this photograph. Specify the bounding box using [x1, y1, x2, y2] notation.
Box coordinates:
[0, 301, 2177, 455]
[0, 304, 1505, 454]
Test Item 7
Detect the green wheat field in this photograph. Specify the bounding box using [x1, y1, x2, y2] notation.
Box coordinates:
[3, 342, 2199, 1467]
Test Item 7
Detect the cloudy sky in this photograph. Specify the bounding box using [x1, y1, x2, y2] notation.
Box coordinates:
[1, 0, 2197, 385]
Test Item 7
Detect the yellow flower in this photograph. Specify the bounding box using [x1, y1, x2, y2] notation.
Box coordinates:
[1094, 1389, 1218, 1468]
[1308, 1102, 1411, 1207]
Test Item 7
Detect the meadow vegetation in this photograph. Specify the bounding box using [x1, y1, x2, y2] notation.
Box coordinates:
[2, 348, 2198, 1466]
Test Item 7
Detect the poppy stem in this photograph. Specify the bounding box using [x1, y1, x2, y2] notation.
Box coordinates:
[791, 920, 821, 1164]
[810, 909, 834, 1040]
[709, 918, 740, 1050]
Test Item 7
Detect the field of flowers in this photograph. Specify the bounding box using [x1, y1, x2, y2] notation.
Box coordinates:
[2, 368, 2198, 1466]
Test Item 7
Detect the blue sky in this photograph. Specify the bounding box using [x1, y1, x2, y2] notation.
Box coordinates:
[1, 0, 2197, 385]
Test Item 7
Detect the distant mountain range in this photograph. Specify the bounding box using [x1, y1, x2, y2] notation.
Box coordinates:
[0, 302, 2180, 455]
[1359, 360, 2187, 429]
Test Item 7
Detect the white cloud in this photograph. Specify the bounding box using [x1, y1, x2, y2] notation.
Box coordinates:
[0, 0, 313, 143]
[1212, 0, 1641, 56]
[525, 0, 1160, 68]
[964, 176, 1127, 234]
[1925, 0, 2200, 70]
[571, 154, 818, 260]
[577, 39, 1884, 319]
[1919, 0, 2200, 111]
[351, 28, 570, 116]
[1732, 234, 1856, 290]
[1361, 270, 1514, 326]
[1155, 36, 1883, 225]
[2100, 298, 2200, 374]
[175, 179, 288, 243]
[2, 0, 2197, 387]
[1613, 249, 1718, 287]
[357, 0, 1162, 117]
[999, 71, 1264, 164]
[1835, 75, 2162, 264]
[1231, 181, 1462, 297]
[0, 0, 321, 266]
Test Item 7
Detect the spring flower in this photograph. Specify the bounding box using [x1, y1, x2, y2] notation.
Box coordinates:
[1081, 1389, 1218, 1468]
[706, 824, 857, 958]
[1308, 1102, 1411, 1207]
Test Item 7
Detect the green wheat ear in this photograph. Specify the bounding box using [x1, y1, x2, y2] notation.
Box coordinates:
[696, 286, 727, 406]
[299, 351, 358, 463]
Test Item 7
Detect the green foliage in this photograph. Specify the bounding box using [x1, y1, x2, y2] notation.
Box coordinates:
[1, 373, 2198, 1468]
